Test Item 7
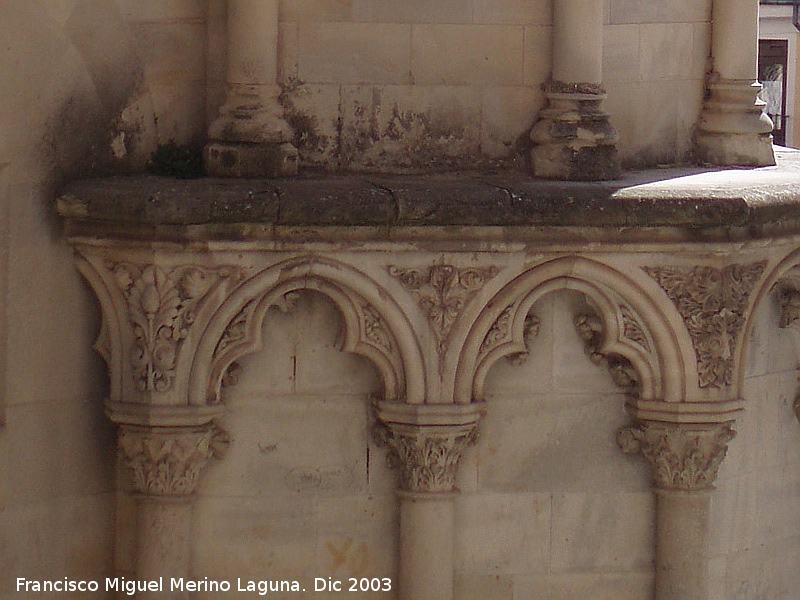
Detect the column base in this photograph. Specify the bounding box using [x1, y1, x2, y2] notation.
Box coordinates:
[530, 87, 620, 181]
[695, 79, 776, 167]
[205, 141, 298, 178]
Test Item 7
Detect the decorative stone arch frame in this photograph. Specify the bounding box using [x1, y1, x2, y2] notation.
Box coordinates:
[453, 255, 688, 406]
[192, 255, 427, 407]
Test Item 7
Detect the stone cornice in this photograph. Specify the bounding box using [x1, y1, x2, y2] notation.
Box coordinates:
[56, 149, 800, 243]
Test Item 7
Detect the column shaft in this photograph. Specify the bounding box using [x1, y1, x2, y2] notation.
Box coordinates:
[618, 422, 735, 600]
[136, 498, 193, 599]
[530, 0, 618, 180]
[712, 0, 759, 82]
[205, 0, 298, 177]
[399, 493, 455, 600]
[375, 401, 485, 600]
[654, 490, 712, 600]
[696, 0, 774, 166]
[227, 0, 279, 87]
[552, 0, 603, 84]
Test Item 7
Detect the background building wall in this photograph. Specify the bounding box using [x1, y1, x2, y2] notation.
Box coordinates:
[0, 1, 207, 596]
[204, 0, 712, 171]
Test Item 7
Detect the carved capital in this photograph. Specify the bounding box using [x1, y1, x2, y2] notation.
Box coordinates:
[374, 402, 485, 494]
[118, 425, 223, 496]
[617, 422, 735, 491]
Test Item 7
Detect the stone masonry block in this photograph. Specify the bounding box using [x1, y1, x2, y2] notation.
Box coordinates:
[603, 25, 641, 83]
[513, 571, 654, 600]
[280, 0, 352, 22]
[639, 23, 693, 81]
[117, 0, 206, 22]
[474, 0, 551, 25]
[550, 492, 655, 572]
[202, 396, 370, 497]
[608, 0, 710, 25]
[523, 25, 552, 87]
[455, 493, 551, 574]
[338, 84, 483, 170]
[351, 0, 474, 24]
[299, 23, 412, 84]
[412, 25, 524, 86]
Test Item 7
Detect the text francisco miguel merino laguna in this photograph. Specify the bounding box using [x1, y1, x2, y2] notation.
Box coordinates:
[17, 576, 394, 595]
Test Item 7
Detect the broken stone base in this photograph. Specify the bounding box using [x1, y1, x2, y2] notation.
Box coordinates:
[530, 87, 620, 181]
[531, 142, 619, 182]
[204, 141, 298, 178]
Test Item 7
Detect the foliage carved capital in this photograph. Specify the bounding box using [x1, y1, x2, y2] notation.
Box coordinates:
[617, 422, 735, 491]
[118, 425, 224, 496]
[374, 402, 485, 494]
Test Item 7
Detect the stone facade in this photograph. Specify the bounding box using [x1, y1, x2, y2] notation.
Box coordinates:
[3, 2, 800, 600]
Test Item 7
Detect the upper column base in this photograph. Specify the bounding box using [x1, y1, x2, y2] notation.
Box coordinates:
[205, 141, 298, 178]
[695, 79, 776, 167]
[205, 86, 299, 178]
[530, 84, 621, 181]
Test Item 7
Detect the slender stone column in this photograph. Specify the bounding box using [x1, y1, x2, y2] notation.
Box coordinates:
[118, 425, 218, 598]
[375, 402, 485, 600]
[696, 0, 775, 166]
[530, 0, 619, 181]
[205, 0, 298, 177]
[618, 421, 736, 600]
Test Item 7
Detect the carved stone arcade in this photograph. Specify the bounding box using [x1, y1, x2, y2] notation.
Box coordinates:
[57, 154, 800, 600]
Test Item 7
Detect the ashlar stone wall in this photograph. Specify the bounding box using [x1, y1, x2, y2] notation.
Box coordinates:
[204, 0, 712, 171]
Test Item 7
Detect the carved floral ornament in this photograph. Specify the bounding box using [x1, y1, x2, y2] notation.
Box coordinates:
[118, 425, 227, 496]
[109, 262, 242, 393]
[388, 261, 498, 352]
[617, 422, 735, 491]
[644, 262, 766, 389]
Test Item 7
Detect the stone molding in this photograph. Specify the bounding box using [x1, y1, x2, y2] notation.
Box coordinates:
[374, 402, 485, 494]
[617, 422, 736, 491]
[118, 425, 222, 496]
[644, 262, 766, 389]
[574, 311, 639, 391]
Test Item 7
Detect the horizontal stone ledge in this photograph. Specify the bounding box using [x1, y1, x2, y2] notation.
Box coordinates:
[57, 147, 800, 242]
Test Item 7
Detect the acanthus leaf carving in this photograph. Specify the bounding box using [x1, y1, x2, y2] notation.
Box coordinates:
[110, 262, 241, 393]
[118, 425, 222, 496]
[620, 305, 650, 352]
[362, 302, 395, 355]
[479, 305, 540, 365]
[644, 262, 766, 389]
[617, 422, 735, 491]
[378, 424, 479, 493]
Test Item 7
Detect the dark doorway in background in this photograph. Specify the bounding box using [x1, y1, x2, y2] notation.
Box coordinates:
[759, 38, 789, 146]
